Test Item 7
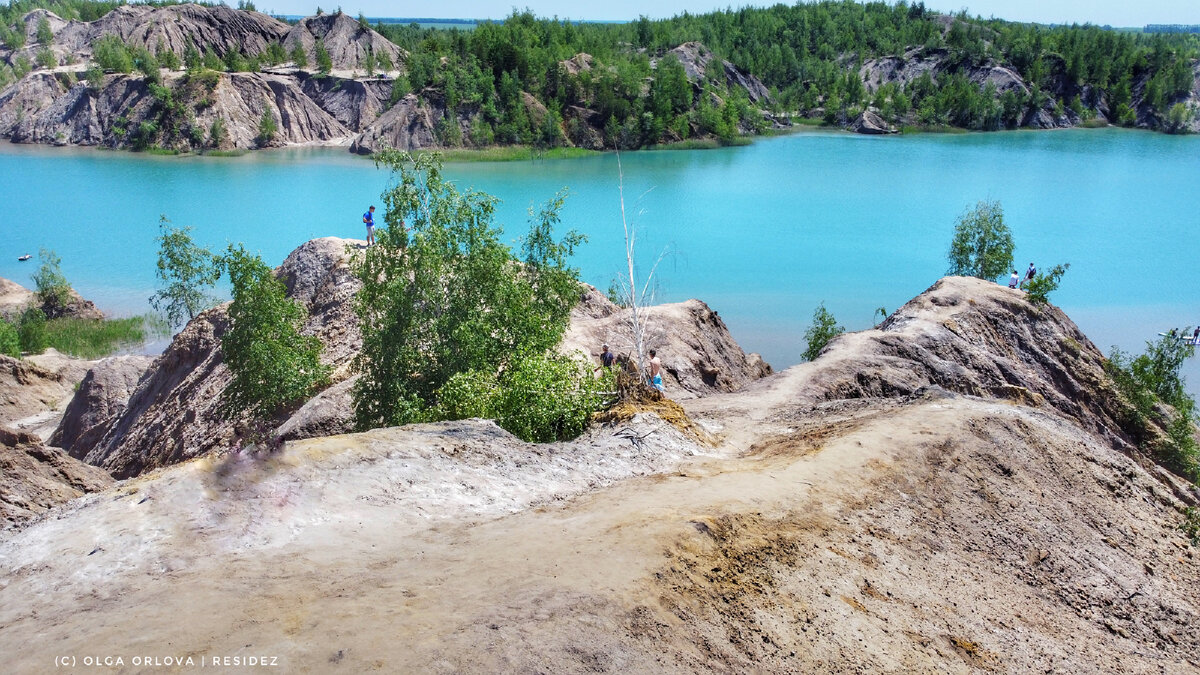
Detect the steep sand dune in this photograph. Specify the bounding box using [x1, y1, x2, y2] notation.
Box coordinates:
[0, 277, 1197, 672]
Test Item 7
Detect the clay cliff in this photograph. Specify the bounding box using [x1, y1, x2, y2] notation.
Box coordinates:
[1, 275, 1197, 672]
[53, 237, 770, 478]
[0, 425, 111, 528]
[0, 5, 780, 152]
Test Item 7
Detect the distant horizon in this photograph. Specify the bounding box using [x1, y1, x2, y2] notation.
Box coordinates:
[255, 1, 1197, 28]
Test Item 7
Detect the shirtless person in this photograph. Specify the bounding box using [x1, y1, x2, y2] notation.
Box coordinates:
[649, 349, 664, 392]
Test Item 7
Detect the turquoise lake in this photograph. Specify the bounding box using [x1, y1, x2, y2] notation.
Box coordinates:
[1, 128, 1198, 378]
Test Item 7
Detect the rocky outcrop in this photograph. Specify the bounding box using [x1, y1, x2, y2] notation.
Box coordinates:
[0, 425, 112, 527]
[749, 276, 1137, 451]
[0, 277, 35, 318]
[560, 285, 772, 400]
[49, 3, 290, 60]
[0, 351, 93, 436]
[299, 73, 392, 131]
[849, 109, 896, 134]
[275, 374, 357, 441]
[61, 238, 363, 477]
[349, 91, 441, 154]
[3, 274, 1199, 671]
[49, 355, 153, 455]
[663, 41, 772, 104]
[0, 69, 352, 149]
[56, 239, 772, 477]
[283, 12, 404, 74]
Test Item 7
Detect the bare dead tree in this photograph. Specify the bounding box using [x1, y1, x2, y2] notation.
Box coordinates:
[612, 152, 668, 377]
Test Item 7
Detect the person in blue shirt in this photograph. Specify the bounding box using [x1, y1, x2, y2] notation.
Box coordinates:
[363, 205, 376, 247]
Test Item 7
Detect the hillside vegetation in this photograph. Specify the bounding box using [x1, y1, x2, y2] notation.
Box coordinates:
[0, 0, 1197, 153]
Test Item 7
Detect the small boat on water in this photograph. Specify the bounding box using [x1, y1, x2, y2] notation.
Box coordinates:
[17, 254, 31, 261]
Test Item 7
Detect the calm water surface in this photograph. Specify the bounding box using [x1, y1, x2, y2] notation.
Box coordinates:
[1, 129, 1197, 379]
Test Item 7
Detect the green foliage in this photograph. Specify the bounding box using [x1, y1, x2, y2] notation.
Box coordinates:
[92, 34, 132, 73]
[351, 151, 585, 433]
[497, 354, 614, 442]
[32, 247, 70, 310]
[257, 105, 277, 145]
[18, 307, 47, 355]
[1181, 507, 1200, 547]
[1106, 331, 1199, 483]
[2, 21, 26, 49]
[13, 54, 33, 79]
[946, 200, 1014, 281]
[802, 302, 844, 361]
[42, 316, 146, 358]
[36, 46, 56, 69]
[157, 38, 181, 71]
[290, 43, 308, 69]
[0, 318, 20, 358]
[263, 41, 286, 67]
[1024, 263, 1070, 306]
[209, 115, 226, 147]
[220, 244, 329, 421]
[314, 38, 332, 75]
[433, 354, 614, 442]
[149, 215, 221, 327]
[84, 63, 104, 91]
[1167, 102, 1195, 134]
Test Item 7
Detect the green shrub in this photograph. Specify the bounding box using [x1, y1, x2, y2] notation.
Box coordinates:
[32, 248, 70, 310]
[93, 34, 133, 73]
[947, 199, 1014, 280]
[492, 354, 614, 443]
[435, 369, 500, 420]
[1025, 263, 1070, 306]
[149, 215, 221, 327]
[0, 318, 19, 358]
[1106, 332, 1198, 483]
[220, 244, 329, 421]
[803, 302, 844, 361]
[290, 43, 307, 69]
[1181, 507, 1200, 547]
[352, 152, 585, 434]
[36, 15, 52, 45]
[18, 307, 47, 355]
[257, 106, 277, 146]
[314, 38, 333, 75]
[84, 64, 105, 91]
[36, 46, 56, 70]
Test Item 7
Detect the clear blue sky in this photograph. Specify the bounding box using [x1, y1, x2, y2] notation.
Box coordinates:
[262, 0, 1196, 26]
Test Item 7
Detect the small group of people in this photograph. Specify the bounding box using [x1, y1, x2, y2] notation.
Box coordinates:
[1008, 262, 1037, 289]
[595, 343, 664, 393]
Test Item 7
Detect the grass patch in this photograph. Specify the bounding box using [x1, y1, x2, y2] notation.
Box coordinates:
[791, 117, 826, 126]
[647, 136, 753, 150]
[203, 149, 249, 157]
[1080, 118, 1110, 128]
[417, 146, 602, 163]
[44, 316, 151, 359]
[900, 124, 970, 134]
[143, 146, 182, 156]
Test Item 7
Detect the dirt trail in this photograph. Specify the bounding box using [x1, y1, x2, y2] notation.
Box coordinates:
[1, 277, 1198, 672]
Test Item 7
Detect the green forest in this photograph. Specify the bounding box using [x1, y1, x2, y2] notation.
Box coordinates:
[2, 0, 1198, 148]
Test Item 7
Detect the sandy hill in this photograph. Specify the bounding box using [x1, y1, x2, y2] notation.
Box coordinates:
[0, 277, 1197, 672]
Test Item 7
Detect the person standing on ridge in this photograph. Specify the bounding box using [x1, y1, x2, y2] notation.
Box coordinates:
[1008, 270, 1019, 289]
[363, 205, 376, 247]
[649, 349, 664, 393]
[594, 343, 615, 375]
[1022, 262, 1036, 288]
